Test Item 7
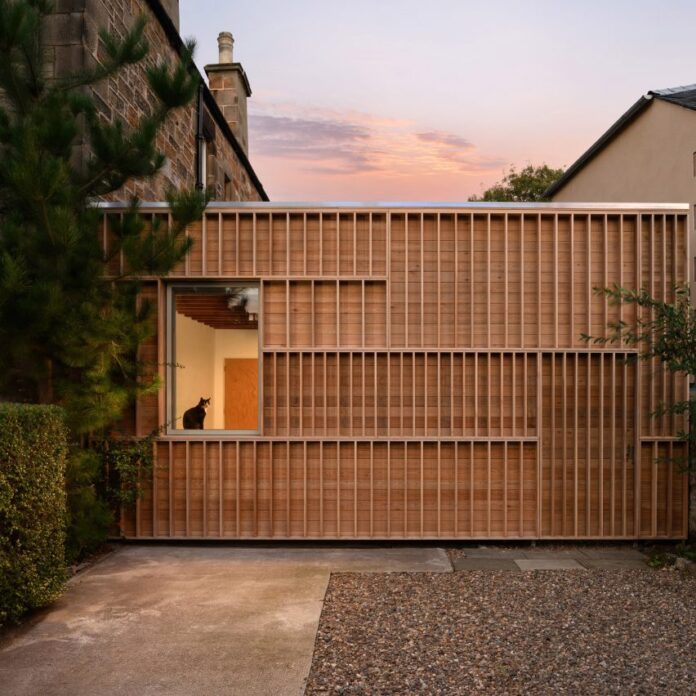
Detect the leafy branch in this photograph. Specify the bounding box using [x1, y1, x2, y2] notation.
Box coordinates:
[582, 283, 695, 472]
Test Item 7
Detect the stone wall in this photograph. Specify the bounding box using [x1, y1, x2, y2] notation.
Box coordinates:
[207, 67, 250, 156]
[44, 0, 265, 201]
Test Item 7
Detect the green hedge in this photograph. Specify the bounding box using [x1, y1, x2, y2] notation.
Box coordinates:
[0, 403, 68, 625]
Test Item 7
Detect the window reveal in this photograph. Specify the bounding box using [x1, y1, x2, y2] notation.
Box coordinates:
[170, 284, 259, 432]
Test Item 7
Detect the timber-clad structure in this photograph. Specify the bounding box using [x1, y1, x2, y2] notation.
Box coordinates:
[114, 202, 690, 540]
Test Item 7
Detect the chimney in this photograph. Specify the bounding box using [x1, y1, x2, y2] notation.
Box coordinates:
[205, 32, 252, 155]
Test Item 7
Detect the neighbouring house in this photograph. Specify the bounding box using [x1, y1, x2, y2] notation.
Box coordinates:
[45, 0, 267, 201]
[546, 84, 696, 270]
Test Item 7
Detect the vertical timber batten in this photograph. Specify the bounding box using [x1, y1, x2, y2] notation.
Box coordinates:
[110, 203, 689, 540]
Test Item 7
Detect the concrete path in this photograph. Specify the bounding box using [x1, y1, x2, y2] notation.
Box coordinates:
[451, 544, 648, 571]
[0, 545, 450, 696]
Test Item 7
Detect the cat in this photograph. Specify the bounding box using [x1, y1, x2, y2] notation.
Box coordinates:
[182, 397, 211, 429]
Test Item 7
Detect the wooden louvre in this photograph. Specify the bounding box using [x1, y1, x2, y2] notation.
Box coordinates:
[111, 203, 689, 540]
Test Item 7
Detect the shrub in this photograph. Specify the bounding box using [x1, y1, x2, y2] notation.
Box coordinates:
[65, 447, 113, 565]
[0, 404, 68, 625]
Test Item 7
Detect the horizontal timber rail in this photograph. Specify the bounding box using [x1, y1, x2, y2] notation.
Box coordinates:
[115, 203, 689, 541]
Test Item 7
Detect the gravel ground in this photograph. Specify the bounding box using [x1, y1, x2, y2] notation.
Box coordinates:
[306, 570, 696, 695]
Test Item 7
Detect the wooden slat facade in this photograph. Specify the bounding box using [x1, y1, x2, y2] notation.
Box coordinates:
[114, 203, 689, 540]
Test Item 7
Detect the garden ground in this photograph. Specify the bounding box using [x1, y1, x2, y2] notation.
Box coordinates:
[1, 544, 694, 695]
[0, 545, 449, 695]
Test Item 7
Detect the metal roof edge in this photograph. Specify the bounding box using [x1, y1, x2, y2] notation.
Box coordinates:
[94, 201, 690, 211]
[544, 96, 652, 198]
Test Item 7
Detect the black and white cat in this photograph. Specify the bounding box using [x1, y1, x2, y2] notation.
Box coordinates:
[182, 397, 211, 429]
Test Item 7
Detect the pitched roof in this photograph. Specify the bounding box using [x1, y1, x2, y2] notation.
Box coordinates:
[545, 84, 696, 198]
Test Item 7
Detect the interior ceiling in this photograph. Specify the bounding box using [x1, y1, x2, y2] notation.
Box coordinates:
[176, 295, 258, 330]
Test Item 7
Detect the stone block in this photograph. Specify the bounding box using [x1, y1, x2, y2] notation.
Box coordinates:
[42, 47, 56, 79]
[212, 89, 235, 107]
[458, 546, 525, 558]
[207, 74, 223, 90]
[522, 548, 586, 559]
[55, 0, 87, 12]
[44, 13, 83, 46]
[581, 547, 646, 560]
[454, 558, 519, 571]
[579, 559, 648, 570]
[515, 559, 585, 571]
[54, 45, 84, 76]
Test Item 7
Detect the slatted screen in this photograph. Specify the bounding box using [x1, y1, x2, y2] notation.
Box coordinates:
[115, 204, 689, 540]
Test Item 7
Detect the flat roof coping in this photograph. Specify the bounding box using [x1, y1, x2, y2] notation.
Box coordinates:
[95, 201, 691, 211]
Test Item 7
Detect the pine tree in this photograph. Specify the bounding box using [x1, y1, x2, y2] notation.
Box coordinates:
[0, 0, 208, 558]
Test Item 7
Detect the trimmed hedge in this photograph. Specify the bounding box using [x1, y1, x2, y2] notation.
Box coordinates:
[0, 403, 68, 625]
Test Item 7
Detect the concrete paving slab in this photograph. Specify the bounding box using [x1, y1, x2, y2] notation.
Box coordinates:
[0, 545, 451, 696]
[199, 545, 454, 573]
[457, 547, 526, 558]
[581, 547, 646, 560]
[521, 548, 588, 559]
[515, 559, 586, 571]
[453, 558, 519, 571]
[579, 558, 649, 570]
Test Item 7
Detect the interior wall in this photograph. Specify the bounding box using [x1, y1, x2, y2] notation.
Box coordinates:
[211, 329, 258, 429]
[175, 314, 258, 430]
[174, 313, 216, 427]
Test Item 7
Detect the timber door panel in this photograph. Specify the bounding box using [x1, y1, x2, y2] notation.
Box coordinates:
[224, 358, 258, 430]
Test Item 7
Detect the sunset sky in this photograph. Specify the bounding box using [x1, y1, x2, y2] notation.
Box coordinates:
[182, 0, 696, 201]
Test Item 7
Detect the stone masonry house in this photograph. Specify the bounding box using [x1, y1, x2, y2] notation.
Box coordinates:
[46, 0, 267, 201]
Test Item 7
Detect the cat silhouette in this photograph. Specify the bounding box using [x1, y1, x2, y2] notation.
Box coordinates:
[182, 397, 210, 429]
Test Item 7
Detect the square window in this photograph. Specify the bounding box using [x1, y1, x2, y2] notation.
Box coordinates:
[168, 284, 260, 433]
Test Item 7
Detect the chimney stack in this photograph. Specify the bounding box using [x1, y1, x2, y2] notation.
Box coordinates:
[205, 32, 252, 155]
[218, 31, 234, 63]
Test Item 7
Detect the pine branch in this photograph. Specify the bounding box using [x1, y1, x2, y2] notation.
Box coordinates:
[0, 1, 206, 439]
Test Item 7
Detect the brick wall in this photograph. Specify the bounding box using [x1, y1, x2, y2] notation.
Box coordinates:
[45, 0, 265, 201]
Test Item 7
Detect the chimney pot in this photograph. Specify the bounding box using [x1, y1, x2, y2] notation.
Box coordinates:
[218, 32, 234, 64]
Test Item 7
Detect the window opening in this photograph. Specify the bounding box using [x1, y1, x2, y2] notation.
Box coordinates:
[170, 284, 259, 432]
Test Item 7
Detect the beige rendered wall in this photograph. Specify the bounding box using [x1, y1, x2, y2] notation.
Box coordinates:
[174, 314, 216, 428]
[174, 315, 258, 430]
[552, 99, 696, 205]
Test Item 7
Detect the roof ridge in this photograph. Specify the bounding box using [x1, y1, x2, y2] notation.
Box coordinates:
[650, 83, 696, 96]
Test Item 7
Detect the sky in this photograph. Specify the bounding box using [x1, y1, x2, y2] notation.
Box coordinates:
[181, 0, 696, 201]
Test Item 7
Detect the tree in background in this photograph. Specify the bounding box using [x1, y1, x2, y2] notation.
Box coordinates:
[0, 0, 208, 559]
[469, 164, 564, 202]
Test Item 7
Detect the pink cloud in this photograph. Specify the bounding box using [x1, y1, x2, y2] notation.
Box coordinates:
[248, 102, 505, 199]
